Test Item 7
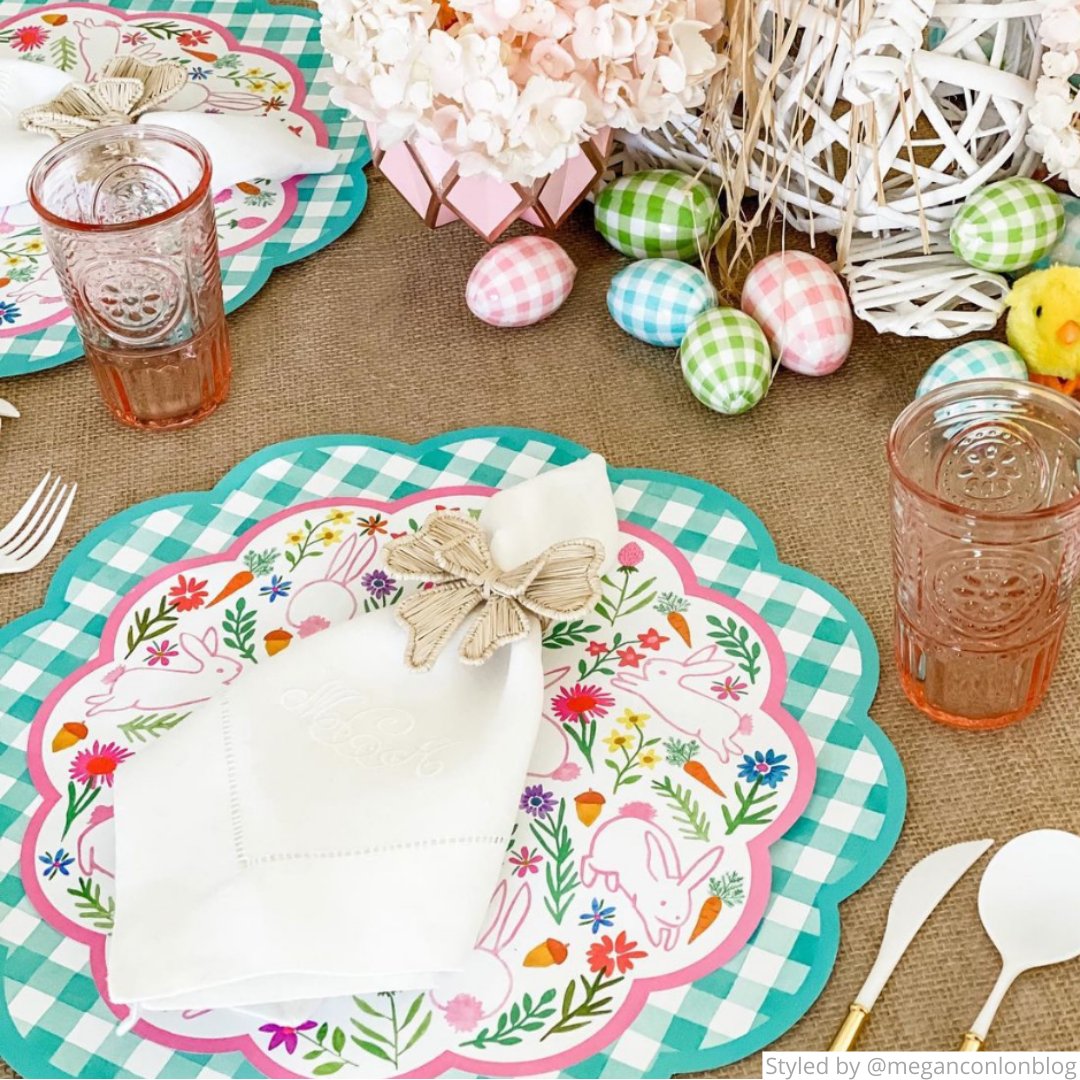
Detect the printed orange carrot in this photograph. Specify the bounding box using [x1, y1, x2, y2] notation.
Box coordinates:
[207, 570, 254, 607]
[235, 182, 262, 196]
[182, 48, 218, 62]
[688, 872, 745, 943]
[655, 593, 691, 647]
[664, 738, 724, 797]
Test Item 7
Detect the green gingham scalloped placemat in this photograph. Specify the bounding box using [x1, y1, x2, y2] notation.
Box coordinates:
[0, 429, 905, 1078]
[0, 0, 369, 377]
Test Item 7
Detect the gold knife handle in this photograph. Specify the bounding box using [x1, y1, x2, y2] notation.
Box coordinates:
[829, 1004, 869, 1051]
[959, 1033, 984, 1052]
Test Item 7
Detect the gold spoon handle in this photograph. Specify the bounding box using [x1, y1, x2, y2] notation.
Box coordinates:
[959, 1033, 984, 1052]
[828, 1004, 869, 1051]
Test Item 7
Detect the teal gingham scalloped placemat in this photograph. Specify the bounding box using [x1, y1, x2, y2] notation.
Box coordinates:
[0, 0, 369, 378]
[0, 429, 905, 1078]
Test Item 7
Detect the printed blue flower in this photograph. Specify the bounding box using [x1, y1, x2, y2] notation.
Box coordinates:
[0, 301, 21, 325]
[737, 749, 790, 789]
[189, 66, 211, 80]
[259, 574, 291, 603]
[579, 896, 616, 934]
[38, 848, 74, 880]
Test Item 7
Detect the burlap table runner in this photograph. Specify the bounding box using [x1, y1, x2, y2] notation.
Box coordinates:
[1, 176, 1078, 1076]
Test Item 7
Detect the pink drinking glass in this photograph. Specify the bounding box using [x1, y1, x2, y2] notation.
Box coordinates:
[889, 379, 1080, 730]
[28, 125, 231, 430]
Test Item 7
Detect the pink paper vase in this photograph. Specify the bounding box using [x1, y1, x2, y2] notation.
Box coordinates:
[369, 125, 612, 243]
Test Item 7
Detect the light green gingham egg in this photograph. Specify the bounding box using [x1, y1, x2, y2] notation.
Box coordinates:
[916, 340, 1029, 398]
[1034, 193, 1080, 270]
[607, 259, 716, 346]
[679, 308, 772, 415]
[950, 178, 1064, 273]
[594, 170, 718, 261]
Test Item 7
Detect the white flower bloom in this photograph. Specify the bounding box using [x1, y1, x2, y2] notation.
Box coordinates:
[1042, 6, 1080, 47]
[1043, 49, 1080, 79]
[1031, 90, 1077, 132]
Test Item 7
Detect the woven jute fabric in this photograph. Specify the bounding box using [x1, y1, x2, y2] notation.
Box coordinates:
[1, 177, 1078, 1076]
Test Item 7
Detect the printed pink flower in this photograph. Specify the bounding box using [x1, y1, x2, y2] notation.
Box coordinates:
[552, 761, 581, 781]
[637, 627, 669, 651]
[620, 801, 656, 821]
[551, 683, 615, 724]
[13, 26, 48, 51]
[214, 188, 233, 205]
[69, 741, 133, 788]
[258, 1021, 316, 1054]
[236, 216, 267, 229]
[442, 993, 484, 1032]
[296, 615, 330, 638]
[508, 845, 543, 877]
[122, 30, 147, 44]
[713, 676, 748, 702]
[146, 639, 179, 667]
[168, 574, 209, 612]
[617, 646, 645, 668]
[617, 542, 644, 568]
[586, 640, 608, 656]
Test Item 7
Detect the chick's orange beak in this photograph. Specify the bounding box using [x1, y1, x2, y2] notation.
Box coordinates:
[1057, 320, 1080, 346]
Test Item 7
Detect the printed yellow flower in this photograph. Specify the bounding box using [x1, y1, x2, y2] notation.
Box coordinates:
[5, 256, 22, 268]
[638, 749, 661, 769]
[618, 708, 649, 730]
[318, 526, 343, 547]
[246, 67, 262, 75]
[23, 240, 44, 254]
[251, 81, 266, 91]
[328, 508, 353, 524]
[285, 530, 304, 546]
[273, 80, 289, 91]
[603, 729, 632, 753]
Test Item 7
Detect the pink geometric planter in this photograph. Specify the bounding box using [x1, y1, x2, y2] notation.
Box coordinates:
[369, 124, 612, 243]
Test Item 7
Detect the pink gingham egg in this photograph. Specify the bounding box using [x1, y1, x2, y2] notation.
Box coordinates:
[741, 251, 853, 376]
[466, 237, 577, 328]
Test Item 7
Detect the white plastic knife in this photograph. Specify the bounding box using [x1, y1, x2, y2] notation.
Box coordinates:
[828, 838, 994, 1050]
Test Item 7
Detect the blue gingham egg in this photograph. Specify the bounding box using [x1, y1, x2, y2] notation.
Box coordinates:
[607, 259, 717, 346]
[916, 340, 1029, 398]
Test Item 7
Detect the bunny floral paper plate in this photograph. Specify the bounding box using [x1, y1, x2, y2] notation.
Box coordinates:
[3, 429, 904, 1078]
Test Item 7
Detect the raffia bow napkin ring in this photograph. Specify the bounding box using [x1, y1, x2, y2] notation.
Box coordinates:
[20, 56, 185, 140]
[386, 512, 605, 671]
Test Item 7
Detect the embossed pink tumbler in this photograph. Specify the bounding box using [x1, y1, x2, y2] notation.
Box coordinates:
[29, 126, 231, 430]
[889, 380, 1080, 729]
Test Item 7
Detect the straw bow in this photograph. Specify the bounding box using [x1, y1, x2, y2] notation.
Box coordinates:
[19, 56, 185, 140]
[385, 512, 605, 671]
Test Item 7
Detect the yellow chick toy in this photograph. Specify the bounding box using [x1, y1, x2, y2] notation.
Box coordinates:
[1005, 266, 1080, 395]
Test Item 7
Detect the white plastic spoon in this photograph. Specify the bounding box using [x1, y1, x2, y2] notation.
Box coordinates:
[961, 829, 1080, 1050]
[0, 399, 18, 435]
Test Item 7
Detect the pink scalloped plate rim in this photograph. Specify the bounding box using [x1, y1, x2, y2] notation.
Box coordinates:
[21, 486, 816, 1079]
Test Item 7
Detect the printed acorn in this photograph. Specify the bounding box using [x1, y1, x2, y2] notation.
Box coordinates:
[523, 938, 568, 968]
[41, 12, 68, 23]
[574, 789, 605, 827]
[51, 721, 87, 753]
[264, 629, 293, 656]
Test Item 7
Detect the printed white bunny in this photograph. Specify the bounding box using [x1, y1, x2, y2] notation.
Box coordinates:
[527, 667, 581, 782]
[611, 644, 753, 766]
[76, 804, 114, 879]
[430, 879, 531, 1032]
[580, 803, 724, 951]
[84, 628, 242, 716]
[285, 533, 377, 638]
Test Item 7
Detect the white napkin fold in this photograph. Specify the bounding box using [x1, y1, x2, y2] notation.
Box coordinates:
[108, 455, 620, 1014]
[0, 59, 340, 209]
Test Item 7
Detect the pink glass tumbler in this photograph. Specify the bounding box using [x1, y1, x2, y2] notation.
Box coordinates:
[889, 379, 1080, 730]
[28, 125, 231, 430]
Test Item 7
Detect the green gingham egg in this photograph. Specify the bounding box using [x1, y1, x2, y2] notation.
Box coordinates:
[950, 178, 1065, 273]
[1035, 193, 1080, 270]
[916, 340, 1029, 398]
[607, 259, 717, 346]
[679, 308, 772, 415]
[595, 170, 718, 261]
